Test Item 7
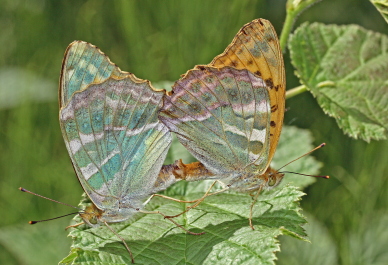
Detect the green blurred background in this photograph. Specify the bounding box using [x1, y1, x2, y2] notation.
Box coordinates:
[0, 0, 387, 264]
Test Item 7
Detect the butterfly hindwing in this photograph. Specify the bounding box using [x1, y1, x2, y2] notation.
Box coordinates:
[160, 19, 284, 176]
[160, 66, 271, 175]
[210, 19, 285, 169]
[60, 41, 172, 210]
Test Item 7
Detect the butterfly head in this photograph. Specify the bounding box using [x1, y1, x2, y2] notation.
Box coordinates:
[79, 203, 104, 227]
[261, 166, 284, 190]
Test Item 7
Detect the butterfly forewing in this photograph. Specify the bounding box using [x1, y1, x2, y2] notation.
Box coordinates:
[59, 41, 172, 210]
[59, 41, 130, 108]
[210, 19, 285, 171]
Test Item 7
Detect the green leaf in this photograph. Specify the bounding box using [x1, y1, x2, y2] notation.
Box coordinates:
[60, 126, 323, 264]
[289, 23, 388, 142]
[370, 0, 388, 23]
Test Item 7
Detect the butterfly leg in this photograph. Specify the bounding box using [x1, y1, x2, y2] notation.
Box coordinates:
[137, 209, 205, 235]
[143, 181, 229, 220]
[65, 221, 84, 230]
[184, 181, 218, 208]
[143, 193, 203, 206]
[143, 181, 221, 218]
[249, 188, 263, 230]
[163, 181, 230, 219]
[103, 221, 134, 263]
[162, 179, 218, 201]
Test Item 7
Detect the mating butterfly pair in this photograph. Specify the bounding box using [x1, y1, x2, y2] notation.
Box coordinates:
[59, 18, 284, 263]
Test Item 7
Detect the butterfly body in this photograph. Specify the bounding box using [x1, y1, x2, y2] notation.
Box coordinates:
[220, 167, 284, 192]
[168, 160, 284, 192]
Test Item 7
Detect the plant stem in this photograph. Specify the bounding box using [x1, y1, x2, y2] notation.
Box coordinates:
[279, 7, 297, 52]
[286, 85, 307, 99]
[280, 0, 323, 52]
[285, 81, 335, 99]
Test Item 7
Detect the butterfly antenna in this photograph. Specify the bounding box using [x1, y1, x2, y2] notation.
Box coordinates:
[276, 143, 329, 179]
[279, 171, 329, 179]
[29, 212, 80, 224]
[19, 187, 82, 210]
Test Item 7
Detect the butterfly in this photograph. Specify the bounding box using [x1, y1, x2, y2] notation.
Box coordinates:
[59, 41, 195, 263]
[158, 18, 286, 228]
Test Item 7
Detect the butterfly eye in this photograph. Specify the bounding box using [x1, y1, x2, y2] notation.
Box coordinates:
[89, 216, 98, 225]
[268, 176, 277, 186]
